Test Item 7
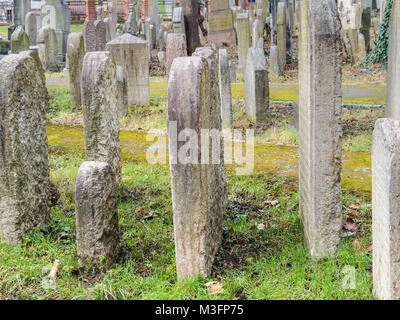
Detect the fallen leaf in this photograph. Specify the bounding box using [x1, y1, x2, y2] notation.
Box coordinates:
[264, 200, 279, 207]
[352, 240, 360, 248]
[350, 117, 356, 121]
[348, 202, 360, 210]
[143, 213, 158, 220]
[367, 272, 371, 280]
[349, 210, 359, 217]
[135, 207, 142, 213]
[256, 223, 265, 231]
[205, 281, 224, 294]
[343, 218, 359, 232]
[362, 245, 372, 252]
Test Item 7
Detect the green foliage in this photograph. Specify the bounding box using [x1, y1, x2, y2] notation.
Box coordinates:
[369, 0, 393, 64]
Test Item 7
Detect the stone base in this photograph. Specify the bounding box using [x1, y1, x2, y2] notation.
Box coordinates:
[208, 29, 236, 46]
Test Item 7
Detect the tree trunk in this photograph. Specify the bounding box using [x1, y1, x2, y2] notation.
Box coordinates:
[182, 0, 200, 55]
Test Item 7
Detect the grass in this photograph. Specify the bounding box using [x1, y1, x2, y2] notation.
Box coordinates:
[0, 152, 374, 299]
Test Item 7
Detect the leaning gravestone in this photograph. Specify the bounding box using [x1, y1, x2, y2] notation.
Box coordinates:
[166, 33, 187, 76]
[236, 12, 251, 73]
[298, 0, 343, 258]
[40, 0, 70, 62]
[0, 51, 50, 244]
[372, 118, 400, 300]
[37, 26, 59, 72]
[168, 55, 227, 280]
[75, 161, 119, 270]
[81, 51, 121, 186]
[10, 25, 29, 53]
[387, 0, 400, 119]
[25, 11, 37, 46]
[244, 47, 269, 123]
[106, 33, 150, 107]
[218, 49, 233, 128]
[66, 32, 85, 109]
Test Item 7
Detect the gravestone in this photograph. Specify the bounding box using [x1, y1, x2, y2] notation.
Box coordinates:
[83, 20, 106, 52]
[269, 44, 280, 77]
[298, 0, 343, 258]
[66, 32, 85, 109]
[13, 0, 31, 27]
[40, 0, 70, 62]
[166, 33, 187, 76]
[168, 55, 227, 280]
[75, 161, 119, 269]
[208, 0, 236, 46]
[81, 51, 121, 186]
[245, 47, 269, 123]
[252, 19, 260, 48]
[236, 12, 251, 73]
[94, 20, 107, 51]
[37, 26, 59, 72]
[372, 118, 400, 300]
[387, 0, 400, 119]
[173, 7, 186, 36]
[116, 65, 128, 117]
[218, 49, 233, 128]
[0, 51, 50, 244]
[277, 2, 287, 75]
[106, 33, 150, 107]
[25, 11, 37, 46]
[10, 26, 29, 53]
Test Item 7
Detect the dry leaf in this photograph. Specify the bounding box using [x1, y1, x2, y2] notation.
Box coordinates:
[349, 210, 359, 217]
[343, 218, 359, 232]
[348, 202, 360, 210]
[352, 240, 360, 248]
[256, 223, 265, 231]
[48, 259, 59, 280]
[143, 213, 158, 220]
[205, 281, 224, 294]
[362, 245, 373, 252]
[264, 200, 279, 206]
[135, 207, 142, 213]
[367, 272, 371, 280]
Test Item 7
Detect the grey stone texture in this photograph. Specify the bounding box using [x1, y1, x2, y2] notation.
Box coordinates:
[277, 1, 287, 75]
[298, 0, 343, 258]
[166, 33, 187, 77]
[244, 47, 269, 123]
[218, 49, 233, 128]
[10, 25, 29, 53]
[83, 20, 106, 52]
[37, 26, 59, 72]
[25, 11, 37, 46]
[81, 51, 121, 186]
[0, 51, 50, 244]
[106, 33, 150, 107]
[75, 161, 119, 269]
[66, 32, 85, 109]
[13, 0, 31, 27]
[167, 54, 227, 280]
[236, 12, 251, 73]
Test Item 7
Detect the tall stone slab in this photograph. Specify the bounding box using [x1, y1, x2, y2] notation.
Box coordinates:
[245, 47, 269, 123]
[218, 49, 233, 128]
[106, 33, 150, 107]
[387, 0, 400, 119]
[83, 19, 106, 52]
[236, 12, 251, 73]
[277, 2, 287, 74]
[67, 32, 85, 109]
[166, 33, 187, 77]
[298, 0, 343, 258]
[0, 51, 50, 244]
[81, 52, 121, 186]
[25, 11, 37, 46]
[372, 118, 400, 300]
[40, 0, 70, 62]
[10, 26, 29, 53]
[75, 161, 119, 270]
[37, 26, 59, 72]
[13, 0, 31, 27]
[208, 0, 236, 46]
[172, 7, 186, 36]
[167, 55, 227, 280]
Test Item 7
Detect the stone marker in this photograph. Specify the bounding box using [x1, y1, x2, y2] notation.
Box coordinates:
[10, 25, 29, 53]
[172, 6, 185, 35]
[245, 47, 269, 123]
[37, 26, 59, 72]
[116, 65, 128, 117]
[252, 19, 260, 48]
[236, 12, 251, 73]
[25, 11, 37, 46]
[75, 161, 119, 269]
[0, 51, 50, 244]
[298, 0, 343, 258]
[387, 0, 400, 119]
[166, 33, 187, 76]
[13, 0, 31, 28]
[81, 51, 121, 185]
[218, 49, 233, 128]
[106, 33, 150, 107]
[168, 55, 227, 280]
[83, 19, 106, 52]
[67, 32, 85, 109]
[269, 44, 280, 77]
[277, 2, 287, 75]
[372, 118, 400, 300]
[94, 20, 107, 51]
[208, 0, 236, 46]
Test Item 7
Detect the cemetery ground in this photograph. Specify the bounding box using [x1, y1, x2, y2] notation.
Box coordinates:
[0, 70, 385, 300]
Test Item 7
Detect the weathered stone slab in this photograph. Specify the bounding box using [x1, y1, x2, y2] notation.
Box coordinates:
[75, 161, 119, 269]
[208, 9, 236, 46]
[298, 0, 343, 258]
[210, 0, 230, 11]
[37, 26, 59, 72]
[166, 33, 187, 76]
[236, 12, 251, 72]
[67, 32, 85, 109]
[387, 0, 400, 119]
[219, 49, 233, 128]
[106, 33, 150, 107]
[0, 51, 50, 244]
[81, 51, 121, 185]
[10, 25, 29, 53]
[245, 47, 269, 123]
[277, 1, 287, 74]
[172, 6, 185, 36]
[167, 55, 227, 280]
[25, 11, 37, 46]
[372, 118, 400, 300]
[116, 65, 128, 117]
[13, 0, 31, 27]
[83, 19, 106, 52]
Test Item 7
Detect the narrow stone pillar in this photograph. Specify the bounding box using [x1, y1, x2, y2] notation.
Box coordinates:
[25, 11, 37, 46]
[298, 0, 343, 258]
[0, 51, 50, 244]
[277, 2, 287, 74]
[167, 55, 227, 280]
[75, 161, 119, 270]
[218, 49, 233, 128]
[81, 51, 121, 186]
[166, 33, 187, 76]
[37, 26, 59, 72]
[67, 32, 85, 109]
[236, 12, 251, 73]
